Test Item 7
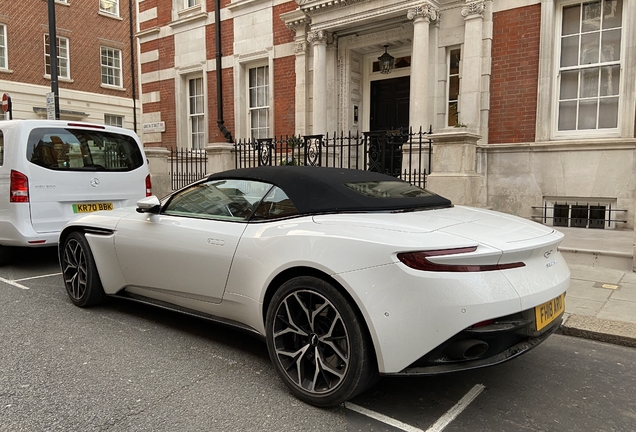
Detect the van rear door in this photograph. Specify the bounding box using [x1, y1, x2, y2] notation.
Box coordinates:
[25, 125, 148, 234]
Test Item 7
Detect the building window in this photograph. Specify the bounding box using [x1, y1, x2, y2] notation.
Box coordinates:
[537, 197, 627, 229]
[249, 65, 269, 139]
[44, 35, 69, 79]
[557, 0, 622, 132]
[100, 0, 119, 15]
[104, 114, 123, 128]
[188, 77, 205, 149]
[186, 0, 201, 7]
[447, 48, 461, 127]
[0, 24, 7, 69]
[101, 47, 122, 87]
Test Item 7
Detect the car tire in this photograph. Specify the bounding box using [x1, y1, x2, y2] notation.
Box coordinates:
[61, 232, 105, 307]
[265, 276, 377, 407]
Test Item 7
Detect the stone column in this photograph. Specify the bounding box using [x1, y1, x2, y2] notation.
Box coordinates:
[426, 131, 486, 207]
[308, 30, 328, 136]
[144, 147, 171, 199]
[206, 142, 235, 175]
[407, 4, 439, 131]
[460, 0, 486, 130]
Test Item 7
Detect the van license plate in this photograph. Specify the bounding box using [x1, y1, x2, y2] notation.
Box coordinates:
[72, 202, 114, 213]
[534, 293, 565, 331]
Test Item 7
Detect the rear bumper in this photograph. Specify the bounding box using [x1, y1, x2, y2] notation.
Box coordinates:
[0, 221, 60, 247]
[384, 308, 563, 376]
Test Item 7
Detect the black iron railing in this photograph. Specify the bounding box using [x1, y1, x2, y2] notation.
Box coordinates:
[234, 127, 432, 188]
[169, 148, 207, 190]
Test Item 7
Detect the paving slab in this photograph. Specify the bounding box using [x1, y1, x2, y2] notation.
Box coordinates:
[598, 299, 636, 324]
[567, 279, 613, 302]
[610, 282, 636, 302]
[567, 263, 625, 284]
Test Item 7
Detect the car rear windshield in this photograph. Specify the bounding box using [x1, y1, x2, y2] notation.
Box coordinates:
[344, 181, 436, 199]
[27, 127, 144, 172]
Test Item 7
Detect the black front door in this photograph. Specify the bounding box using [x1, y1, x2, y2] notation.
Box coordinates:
[368, 76, 410, 176]
[370, 76, 410, 130]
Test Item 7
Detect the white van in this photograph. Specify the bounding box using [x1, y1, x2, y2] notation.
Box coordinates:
[0, 120, 151, 264]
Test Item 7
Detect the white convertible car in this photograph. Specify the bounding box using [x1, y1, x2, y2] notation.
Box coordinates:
[59, 166, 569, 407]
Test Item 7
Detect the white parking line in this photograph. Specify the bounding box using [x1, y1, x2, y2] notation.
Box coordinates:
[426, 384, 486, 432]
[345, 383, 486, 432]
[345, 402, 425, 432]
[15, 272, 62, 282]
[0, 276, 30, 290]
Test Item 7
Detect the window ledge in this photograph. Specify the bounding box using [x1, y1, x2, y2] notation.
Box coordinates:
[98, 11, 123, 20]
[43, 74, 73, 83]
[100, 84, 126, 91]
[170, 10, 208, 28]
[0, 68, 13, 74]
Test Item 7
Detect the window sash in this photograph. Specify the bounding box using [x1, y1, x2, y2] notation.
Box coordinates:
[104, 114, 124, 128]
[44, 35, 69, 79]
[557, 0, 622, 132]
[186, 0, 201, 8]
[101, 47, 122, 87]
[0, 24, 7, 69]
[447, 48, 461, 127]
[188, 77, 205, 149]
[100, 0, 119, 15]
[248, 66, 269, 139]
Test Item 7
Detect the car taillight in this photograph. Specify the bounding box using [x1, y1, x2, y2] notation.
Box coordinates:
[397, 247, 525, 272]
[145, 174, 152, 197]
[10, 170, 29, 203]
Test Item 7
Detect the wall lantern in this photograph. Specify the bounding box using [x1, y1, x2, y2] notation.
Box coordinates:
[378, 45, 395, 74]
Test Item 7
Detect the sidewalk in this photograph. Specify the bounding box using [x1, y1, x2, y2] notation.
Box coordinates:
[557, 227, 636, 348]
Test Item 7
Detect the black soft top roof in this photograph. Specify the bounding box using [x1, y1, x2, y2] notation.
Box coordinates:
[207, 166, 452, 214]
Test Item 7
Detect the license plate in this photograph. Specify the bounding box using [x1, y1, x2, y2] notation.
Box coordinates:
[534, 293, 565, 331]
[72, 202, 114, 213]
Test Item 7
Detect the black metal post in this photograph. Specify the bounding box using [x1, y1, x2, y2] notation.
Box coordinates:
[47, 0, 60, 120]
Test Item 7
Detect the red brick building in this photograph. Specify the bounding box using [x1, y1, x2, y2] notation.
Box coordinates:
[137, 0, 636, 230]
[0, 0, 139, 129]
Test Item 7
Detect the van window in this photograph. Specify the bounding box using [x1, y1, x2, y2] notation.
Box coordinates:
[26, 127, 144, 172]
[0, 130, 4, 166]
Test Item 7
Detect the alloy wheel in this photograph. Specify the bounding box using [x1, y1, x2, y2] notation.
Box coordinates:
[271, 289, 350, 394]
[62, 238, 88, 301]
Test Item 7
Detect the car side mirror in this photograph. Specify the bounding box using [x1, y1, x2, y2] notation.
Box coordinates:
[136, 196, 161, 214]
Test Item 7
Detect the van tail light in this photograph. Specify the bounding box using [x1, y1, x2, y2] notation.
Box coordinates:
[397, 247, 525, 272]
[145, 174, 152, 197]
[10, 170, 29, 203]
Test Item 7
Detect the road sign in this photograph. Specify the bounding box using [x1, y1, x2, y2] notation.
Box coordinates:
[46, 92, 55, 120]
[2, 93, 10, 113]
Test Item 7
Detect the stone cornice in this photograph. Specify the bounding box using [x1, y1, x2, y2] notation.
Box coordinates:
[281, 9, 310, 31]
[298, 0, 367, 14]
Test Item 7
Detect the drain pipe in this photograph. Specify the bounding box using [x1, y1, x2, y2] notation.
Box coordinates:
[215, 0, 233, 143]
[129, 0, 138, 133]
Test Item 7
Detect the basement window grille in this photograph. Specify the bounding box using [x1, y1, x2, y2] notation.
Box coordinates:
[532, 198, 627, 229]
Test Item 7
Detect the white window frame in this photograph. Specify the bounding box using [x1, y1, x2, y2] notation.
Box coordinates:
[188, 76, 205, 150]
[104, 114, 124, 128]
[0, 24, 7, 70]
[536, 0, 635, 141]
[186, 0, 201, 7]
[100, 46, 122, 88]
[44, 35, 70, 80]
[248, 65, 270, 140]
[554, 0, 623, 137]
[99, 0, 120, 16]
[446, 47, 461, 127]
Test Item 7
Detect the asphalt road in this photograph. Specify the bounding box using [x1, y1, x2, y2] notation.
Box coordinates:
[1, 247, 635, 432]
